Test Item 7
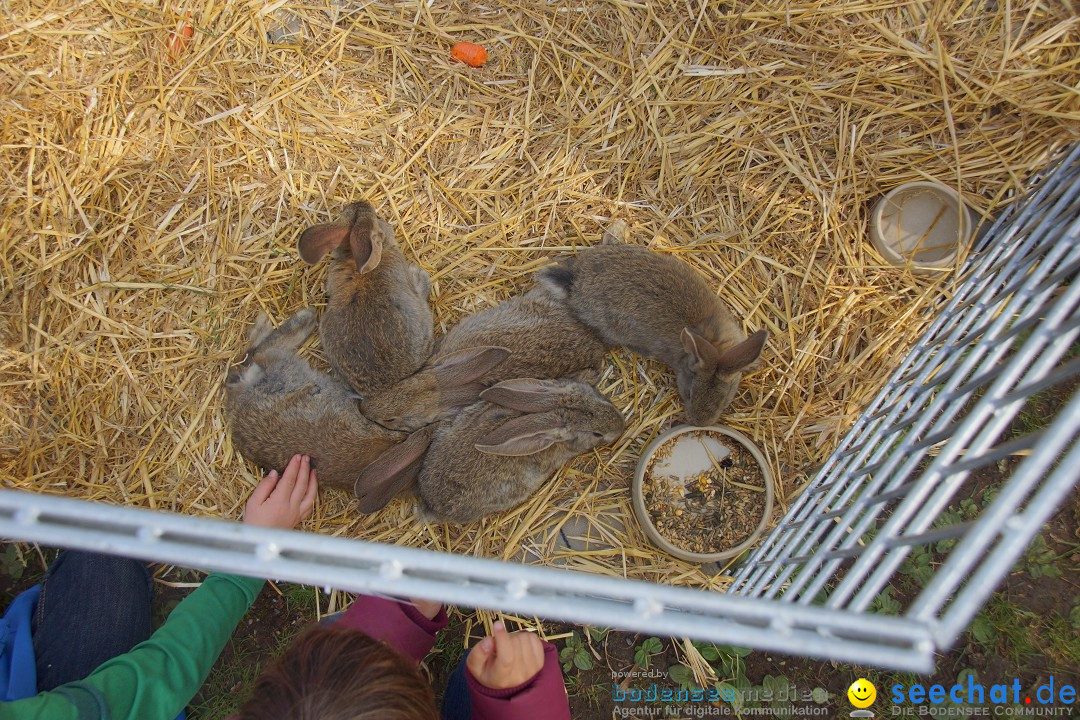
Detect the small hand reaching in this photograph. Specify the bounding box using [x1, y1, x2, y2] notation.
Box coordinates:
[243, 454, 318, 530]
[466, 621, 545, 690]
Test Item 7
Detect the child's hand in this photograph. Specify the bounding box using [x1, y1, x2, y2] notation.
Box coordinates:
[467, 621, 545, 690]
[243, 454, 318, 530]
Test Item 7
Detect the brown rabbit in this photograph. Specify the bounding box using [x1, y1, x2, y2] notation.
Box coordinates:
[298, 201, 434, 395]
[353, 378, 625, 523]
[224, 309, 431, 512]
[361, 283, 609, 431]
[538, 220, 767, 426]
[355, 345, 512, 432]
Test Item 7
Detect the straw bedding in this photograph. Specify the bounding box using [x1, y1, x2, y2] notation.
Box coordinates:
[2, 0, 1078, 597]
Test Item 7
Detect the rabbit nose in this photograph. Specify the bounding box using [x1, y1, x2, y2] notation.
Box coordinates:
[599, 429, 620, 444]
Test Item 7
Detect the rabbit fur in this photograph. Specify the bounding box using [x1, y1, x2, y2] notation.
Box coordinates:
[361, 282, 609, 431]
[353, 377, 625, 523]
[298, 201, 434, 395]
[538, 220, 767, 425]
[224, 308, 430, 512]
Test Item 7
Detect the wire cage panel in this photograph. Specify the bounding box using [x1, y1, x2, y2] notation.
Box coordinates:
[2, 146, 1078, 673]
[733, 143, 1080, 651]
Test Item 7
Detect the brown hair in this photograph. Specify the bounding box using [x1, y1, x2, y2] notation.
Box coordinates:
[234, 624, 438, 720]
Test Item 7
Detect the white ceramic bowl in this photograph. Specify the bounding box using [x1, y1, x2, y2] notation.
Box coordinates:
[869, 181, 974, 274]
[631, 425, 774, 564]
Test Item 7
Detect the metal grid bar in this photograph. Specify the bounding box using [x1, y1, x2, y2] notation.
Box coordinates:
[0, 488, 935, 672]
[834, 243, 1079, 614]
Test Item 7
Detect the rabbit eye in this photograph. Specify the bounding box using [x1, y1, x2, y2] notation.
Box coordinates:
[591, 431, 605, 438]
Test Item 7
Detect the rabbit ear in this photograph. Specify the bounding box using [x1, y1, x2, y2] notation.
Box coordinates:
[349, 216, 385, 275]
[474, 412, 571, 456]
[479, 378, 567, 413]
[716, 330, 768, 372]
[681, 328, 720, 371]
[298, 223, 349, 265]
[602, 219, 628, 245]
[430, 346, 511, 388]
[353, 426, 435, 513]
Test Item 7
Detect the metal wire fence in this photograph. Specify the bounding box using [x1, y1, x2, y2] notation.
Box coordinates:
[733, 143, 1080, 652]
[2, 145, 1078, 672]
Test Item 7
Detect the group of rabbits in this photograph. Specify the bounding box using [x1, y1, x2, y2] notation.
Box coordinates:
[224, 202, 768, 524]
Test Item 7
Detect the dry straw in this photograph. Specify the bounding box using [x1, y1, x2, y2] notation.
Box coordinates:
[1, 0, 1078, 608]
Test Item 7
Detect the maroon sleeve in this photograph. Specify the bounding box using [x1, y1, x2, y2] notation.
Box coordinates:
[335, 595, 448, 665]
[465, 641, 571, 720]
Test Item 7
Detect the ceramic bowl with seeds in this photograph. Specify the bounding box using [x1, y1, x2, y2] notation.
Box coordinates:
[631, 425, 774, 564]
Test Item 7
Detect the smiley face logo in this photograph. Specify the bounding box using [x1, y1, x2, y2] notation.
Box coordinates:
[848, 678, 877, 708]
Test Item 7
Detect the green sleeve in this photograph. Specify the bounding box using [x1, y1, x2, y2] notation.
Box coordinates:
[0, 573, 265, 720]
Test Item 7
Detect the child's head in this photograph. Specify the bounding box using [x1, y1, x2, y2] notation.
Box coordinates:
[235, 624, 437, 720]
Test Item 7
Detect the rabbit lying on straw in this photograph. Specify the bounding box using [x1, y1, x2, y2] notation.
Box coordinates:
[224, 309, 503, 513]
[354, 377, 625, 523]
[361, 280, 609, 432]
[540, 220, 767, 426]
[227, 210, 762, 523]
[297, 201, 434, 396]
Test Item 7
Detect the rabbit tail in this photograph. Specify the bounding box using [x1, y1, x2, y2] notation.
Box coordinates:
[537, 258, 575, 298]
